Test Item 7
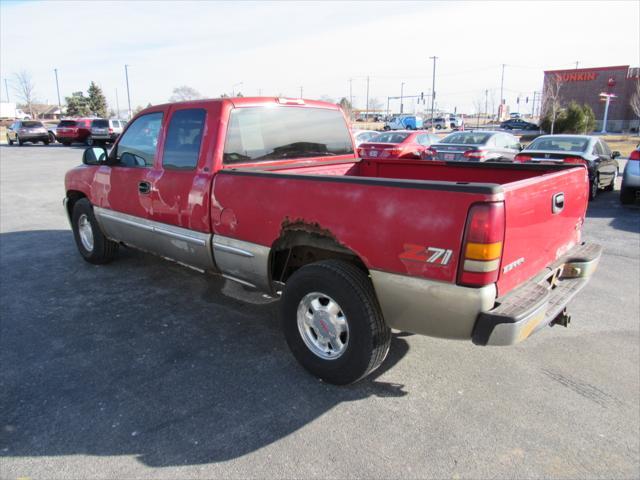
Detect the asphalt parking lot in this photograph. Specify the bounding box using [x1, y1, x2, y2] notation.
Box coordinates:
[1, 144, 639, 479]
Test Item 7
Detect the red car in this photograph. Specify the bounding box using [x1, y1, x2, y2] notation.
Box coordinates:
[64, 97, 601, 385]
[56, 118, 110, 146]
[357, 130, 440, 160]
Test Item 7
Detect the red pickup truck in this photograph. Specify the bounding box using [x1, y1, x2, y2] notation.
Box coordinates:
[64, 97, 601, 384]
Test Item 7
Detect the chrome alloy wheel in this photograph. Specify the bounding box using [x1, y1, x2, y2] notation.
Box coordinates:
[77, 214, 94, 251]
[297, 292, 349, 360]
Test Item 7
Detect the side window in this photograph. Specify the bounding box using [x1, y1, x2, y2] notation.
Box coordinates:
[115, 112, 163, 167]
[592, 141, 604, 156]
[162, 109, 206, 170]
[506, 135, 520, 150]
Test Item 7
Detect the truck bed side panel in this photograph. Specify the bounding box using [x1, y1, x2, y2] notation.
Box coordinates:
[211, 171, 494, 283]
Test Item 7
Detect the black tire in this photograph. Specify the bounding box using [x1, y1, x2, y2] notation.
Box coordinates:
[589, 175, 598, 201]
[281, 260, 391, 385]
[71, 198, 119, 264]
[604, 170, 617, 191]
[620, 187, 635, 205]
[43, 139, 50, 145]
[435, 124, 442, 130]
[48, 132, 56, 143]
[85, 136, 94, 146]
[17, 135, 23, 146]
[383, 126, 390, 131]
[7, 135, 13, 145]
[62, 141, 71, 146]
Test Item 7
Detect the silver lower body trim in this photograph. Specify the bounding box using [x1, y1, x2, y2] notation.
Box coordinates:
[370, 270, 496, 339]
[93, 207, 215, 271]
[213, 235, 271, 291]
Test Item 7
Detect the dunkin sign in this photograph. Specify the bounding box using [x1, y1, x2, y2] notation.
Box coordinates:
[554, 71, 599, 82]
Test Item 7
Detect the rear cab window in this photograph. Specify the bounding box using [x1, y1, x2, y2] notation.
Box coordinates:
[162, 108, 206, 170]
[91, 119, 109, 128]
[223, 106, 353, 165]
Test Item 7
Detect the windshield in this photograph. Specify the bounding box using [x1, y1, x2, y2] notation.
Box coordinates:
[526, 136, 589, 152]
[368, 132, 410, 144]
[22, 121, 43, 128]
[58, 120, 77, 127]
[223, 106, 353, 164]
[440, 132, 492, 145]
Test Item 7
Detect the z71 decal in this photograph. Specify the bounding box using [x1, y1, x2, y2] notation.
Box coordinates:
[399, 244, 453, 265]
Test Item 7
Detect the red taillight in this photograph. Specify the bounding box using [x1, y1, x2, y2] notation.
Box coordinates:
[564, 156, 586, 165]
[109, 128, 114, 133]
[423, 147, 436, 158]
[514, 153, 532, 163]
[463, 150, 487, 160]
[629, 150, 640, 161]
[458, 202, 505, 287]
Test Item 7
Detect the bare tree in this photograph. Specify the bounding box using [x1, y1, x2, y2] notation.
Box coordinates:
[630, 80, 640, 135]
[473, 95, 485, 128]
[13, 71, 37, 118]
[542, 74, 564, 134]
[169, 85, 203, 102]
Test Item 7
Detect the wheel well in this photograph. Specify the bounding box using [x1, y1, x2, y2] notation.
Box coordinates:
[270, 230, 368, 284]
[65, 190, 87, 219]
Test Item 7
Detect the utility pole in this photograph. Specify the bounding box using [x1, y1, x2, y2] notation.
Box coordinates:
[124, 64, 132, 120]
[499, 64, 505, 121]
[484, 89, 488, 125]
[531, 91, 536, 117]
[115, 89, 120, 118]
[429, 56, 438, 131]
[386, 97, 390, 117]
[299, 86, 303, 98]
[349, 78, 353, 108]
[54, 68, 62, 113]
[4, 78, 9, 102]
[575, 61, 579, 70]
[400, 82, 405, 114]
[365, 76, 370, 122]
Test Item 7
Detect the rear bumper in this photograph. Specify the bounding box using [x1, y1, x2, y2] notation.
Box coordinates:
[472, 242, 602, 346]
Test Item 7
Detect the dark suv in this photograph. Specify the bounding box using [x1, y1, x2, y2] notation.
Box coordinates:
[6, 120, 50, 145]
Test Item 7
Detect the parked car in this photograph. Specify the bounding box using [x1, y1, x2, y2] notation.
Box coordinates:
[56, 118, 110, 146]
[357, 130, 440, 159]
[383, 115, 423, 130]
[449, 115, 463, 129]
[424, 117, 448, 130]
[515, 135, 619, 200]
[620, 145, 639, 204]
[108, 119, 127, 142]
[47, 125, 58, 143]
[501, 119, 539, 131]
[6, 120, 50, 145]
[64, 97, 600, 385]
[352, 129, 380, 147]
[429, 131, 521, 162]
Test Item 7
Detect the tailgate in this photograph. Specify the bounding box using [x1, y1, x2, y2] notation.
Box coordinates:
[497, 166, 588, 295]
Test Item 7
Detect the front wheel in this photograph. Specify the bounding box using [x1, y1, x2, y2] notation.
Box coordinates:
[281, 260, 391, 385]
[71, 198, 119, 264]
[48, 132, 56, 143]
[17, 135, 24, 146]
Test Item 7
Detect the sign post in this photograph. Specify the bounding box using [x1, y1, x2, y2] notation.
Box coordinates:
[599, 92, 616, 134]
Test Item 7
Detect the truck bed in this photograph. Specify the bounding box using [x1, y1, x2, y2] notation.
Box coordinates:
[216, 158, 588, 296]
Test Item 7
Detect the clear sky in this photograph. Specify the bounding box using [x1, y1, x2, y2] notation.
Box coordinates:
[1, 0, 638, 115]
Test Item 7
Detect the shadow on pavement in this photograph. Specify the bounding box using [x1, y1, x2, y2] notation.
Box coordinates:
[0, 230, 409, 467]
[585, 189, 640, 234]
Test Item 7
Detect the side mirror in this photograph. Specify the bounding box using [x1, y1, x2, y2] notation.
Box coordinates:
[611, 151, 621, 159]
[83, 146, 107, 165]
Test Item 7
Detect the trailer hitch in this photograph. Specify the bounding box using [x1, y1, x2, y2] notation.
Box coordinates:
[551, 308, 571, 328]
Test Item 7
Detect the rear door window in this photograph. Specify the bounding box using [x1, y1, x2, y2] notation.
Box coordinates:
[162, 108, 206, 170]
[115, 112, 163, 167]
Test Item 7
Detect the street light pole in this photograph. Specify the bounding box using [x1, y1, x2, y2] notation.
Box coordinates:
[54, 68, 62, 114]
[365, 76, 370, 122]
[429, 56, 438, 131]
[4, 78, 10, 102]
[299, 86, 303, 98]
[124, 64, 132, 120]
[484, 89, 488, 125]
[115, 89, 120, 118]
[349, 78, 353, 108]
[531, 91, 536, 117]
[499, 63, 505, 120]
[400, 82, 405, 114]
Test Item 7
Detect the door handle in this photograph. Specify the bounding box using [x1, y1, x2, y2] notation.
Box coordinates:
[138, 181, 152, 194]
[552, 192, 564, 214]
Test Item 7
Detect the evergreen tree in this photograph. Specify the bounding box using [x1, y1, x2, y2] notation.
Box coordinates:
[87, 81, 108, 117]
[65, 91, 90, 117]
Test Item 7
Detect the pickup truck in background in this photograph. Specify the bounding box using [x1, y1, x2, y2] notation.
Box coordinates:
[64, 97, 601, 384]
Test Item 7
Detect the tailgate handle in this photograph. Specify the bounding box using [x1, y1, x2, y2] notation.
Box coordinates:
[552, 192, 565, 214]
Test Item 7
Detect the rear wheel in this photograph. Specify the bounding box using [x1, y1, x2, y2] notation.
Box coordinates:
[71, 198, 119, 264]
[605, 170, 617, 191]
[43, 139, 50, 145]
[620, 186, 635, 205]
[589, 175, 599, 201]
[17, 135, 23, 146]
[6, 135, 13, 145]
[281, 260, 391, 385]
[48, 132, 56, 143]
